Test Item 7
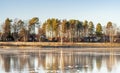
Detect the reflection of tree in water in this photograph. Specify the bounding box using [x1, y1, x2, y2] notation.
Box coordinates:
[11, 56, 20, 71]
[0, 54, 30, 72]
[63, 53, 94, 72]
[0, 55, 3, 66]
[1, 52, 119, 73]
[0, 52, 101, 73]
[67, 52, 74, 67]
[106, 54, 116, 72]
[96, 55, 102, 71]
[38, 53, 46, 69]
[19, 54, 28, 70]
[83, 55, 87, 71]
[45, 53, 52, 70]
[45, 53, 59, 72]
[52, 53, 58, 70]
[82, 55, 93, 72]
[28, 55, 35, 71]
[116, 55, 120, 64]
[88, 55, 94, 72]
[2, 54, 11, 72]
[64, 53, 69, 67]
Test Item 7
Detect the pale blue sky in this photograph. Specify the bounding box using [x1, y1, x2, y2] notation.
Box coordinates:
[0, 0, 120, 26]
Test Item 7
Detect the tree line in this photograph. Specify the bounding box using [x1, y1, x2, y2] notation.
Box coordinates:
[0, 17, 120, 42]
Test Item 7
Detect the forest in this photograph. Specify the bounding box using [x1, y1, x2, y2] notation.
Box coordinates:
[0, 17, 120, 43]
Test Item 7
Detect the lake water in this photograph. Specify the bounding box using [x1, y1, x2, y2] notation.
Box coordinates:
[0, 48, 120, 73]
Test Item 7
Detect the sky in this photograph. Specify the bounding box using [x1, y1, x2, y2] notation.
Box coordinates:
[0, 0, 120, 26]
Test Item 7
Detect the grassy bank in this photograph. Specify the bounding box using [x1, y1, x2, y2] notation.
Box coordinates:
[0, 42, 120, 47]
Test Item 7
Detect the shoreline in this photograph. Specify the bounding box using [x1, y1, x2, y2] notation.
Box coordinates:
[0, 42, 120, 48]
[0, 47, 120, 54]
[0, 42, 120, 54]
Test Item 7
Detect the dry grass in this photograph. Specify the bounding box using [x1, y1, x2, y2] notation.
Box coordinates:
[0, 42, 120, 47]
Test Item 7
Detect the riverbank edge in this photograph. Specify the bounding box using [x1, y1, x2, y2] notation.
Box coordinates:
[0, 42, 120, 48]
